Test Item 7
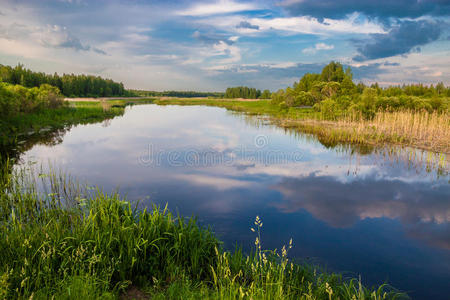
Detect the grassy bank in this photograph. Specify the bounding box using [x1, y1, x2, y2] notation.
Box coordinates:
[0, 101, 126, 163]
[0, 165, 407, 299]
[153, 98, 450, 154]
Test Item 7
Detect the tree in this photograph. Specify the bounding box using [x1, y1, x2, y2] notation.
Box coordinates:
[320, 61, 345, 83]
[0, 63, 128, 97]
[260, 89, 271, 99]
[225, 86, 262, 99]
[321, 82, 340, 98]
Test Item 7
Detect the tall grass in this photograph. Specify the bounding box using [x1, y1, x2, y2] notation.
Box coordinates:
[0, 164, 408, 299]
[0, 163, 218, 298]
[297, 109, 450, 153]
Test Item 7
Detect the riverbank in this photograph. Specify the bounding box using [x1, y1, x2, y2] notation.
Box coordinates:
[0, 101, 126, 163]
[0, 165, 407, 299]
[152, 98, 450, 154]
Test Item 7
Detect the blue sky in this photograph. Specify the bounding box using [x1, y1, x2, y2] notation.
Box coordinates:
[0, 0, 449, 91]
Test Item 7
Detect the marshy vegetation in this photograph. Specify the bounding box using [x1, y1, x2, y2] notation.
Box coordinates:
[0, 164, 408, 299]
[155, 62, 450, 153]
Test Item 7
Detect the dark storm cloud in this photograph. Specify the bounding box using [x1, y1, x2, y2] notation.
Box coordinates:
[282, 0, 450, 20]
[236, 21, 259, 30]
[353, 20, 445, 61]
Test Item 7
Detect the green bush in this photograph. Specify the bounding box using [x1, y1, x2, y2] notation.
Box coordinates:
[0, 82, 64, 118]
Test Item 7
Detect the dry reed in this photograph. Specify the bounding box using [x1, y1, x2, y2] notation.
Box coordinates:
[287, 110, 450, 154]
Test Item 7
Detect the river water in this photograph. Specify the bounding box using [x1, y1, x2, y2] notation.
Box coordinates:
[21, 104, 450, 299]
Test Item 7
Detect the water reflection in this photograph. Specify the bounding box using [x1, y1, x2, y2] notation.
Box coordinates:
[18, 104, 450, 299]
[272, 174, 449, 249]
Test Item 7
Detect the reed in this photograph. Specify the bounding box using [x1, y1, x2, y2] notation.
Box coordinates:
[294, 109, 450, 154]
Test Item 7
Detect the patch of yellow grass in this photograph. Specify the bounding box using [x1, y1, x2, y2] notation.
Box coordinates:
[340, 110, 449, 153]
[281, 110, 449, 154]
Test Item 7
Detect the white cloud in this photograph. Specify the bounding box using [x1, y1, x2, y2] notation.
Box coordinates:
[315, 42, 334, 50]
[38, 25, 90, 51]
[177, 0, 258, 16]
[302, 42, 334, 54]
[0, 0, 447, 91]
[251, 15, 385, 35]
[174, 174, 252, 190]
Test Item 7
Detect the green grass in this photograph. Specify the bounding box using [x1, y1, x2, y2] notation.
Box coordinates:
[0, 164, 408, 299]
[154, 98, 319, 120]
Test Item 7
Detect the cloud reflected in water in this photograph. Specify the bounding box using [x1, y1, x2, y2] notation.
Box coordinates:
[272, 174, 450, 249]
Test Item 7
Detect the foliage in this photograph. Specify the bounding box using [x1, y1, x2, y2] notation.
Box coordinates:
[260, 89, 272, 99]
[271, 61, 449, 120]
[0, 82, 65, 118]
[131, 90, 225, 98]
[0, 63, 130, 97]
[225, 86, 262, 99]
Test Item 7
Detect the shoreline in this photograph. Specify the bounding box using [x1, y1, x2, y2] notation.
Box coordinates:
[149, 97, 450, 155]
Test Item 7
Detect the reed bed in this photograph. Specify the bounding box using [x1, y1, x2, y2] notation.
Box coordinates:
[0, 163, 408, 299]
[340, 110, 449, 153]
[282, 110, 450, 154]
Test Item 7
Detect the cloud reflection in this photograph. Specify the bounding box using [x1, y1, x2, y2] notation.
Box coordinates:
[272, 174, 450, 249]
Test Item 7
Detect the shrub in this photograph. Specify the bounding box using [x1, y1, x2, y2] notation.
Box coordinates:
[0, 82, 64, 118]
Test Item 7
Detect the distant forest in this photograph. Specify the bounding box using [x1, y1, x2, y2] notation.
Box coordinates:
[131, 90, 225, 98]
[0, 64, 130, 97]
[225, 87, 271, 99]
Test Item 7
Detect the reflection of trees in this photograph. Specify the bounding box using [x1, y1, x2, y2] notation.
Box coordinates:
[102, 119, 112, 127]
[0, 113, 123, 178]
[233, 111, 449, 177]
[272, 174, 450, 250]
[1, 128, 67, 170]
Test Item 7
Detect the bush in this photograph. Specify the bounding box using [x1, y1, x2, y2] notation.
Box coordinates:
[0, 82, 19, 117]
[0, 82, 64, 118]
[314, 98, 341, 120]
[37, 84, 64, 109]
[270, 89, 285, 105]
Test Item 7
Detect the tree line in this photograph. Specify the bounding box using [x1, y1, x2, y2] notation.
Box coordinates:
[0, 64, 130, 98]
[225, 87, 271, 99]
[271, 61, 449, 119]
[131, 90, 225, 98]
